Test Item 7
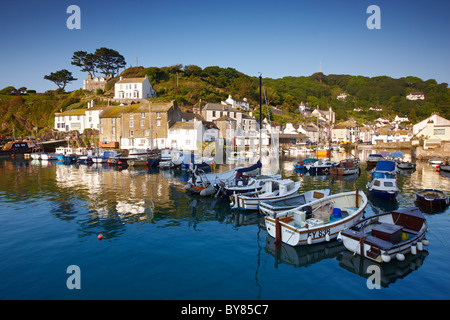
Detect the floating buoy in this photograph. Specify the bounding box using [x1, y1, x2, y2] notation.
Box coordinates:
[417, 241, 423, 251]
[422, 239, 429, 246]
[307, 235, 312, 245]
[411, 243, 417, 255]
[98, 234, 104, 240]
[381, 252, 391, 263]
[396, 253, 405, 261]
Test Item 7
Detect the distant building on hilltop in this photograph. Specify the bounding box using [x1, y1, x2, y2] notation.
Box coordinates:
[406, 92, 425, 100]
[83, 74, 113, 92]
[337, 93, 348, 101]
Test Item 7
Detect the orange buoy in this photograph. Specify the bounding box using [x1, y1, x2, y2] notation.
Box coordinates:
[98, 234, 104, 240]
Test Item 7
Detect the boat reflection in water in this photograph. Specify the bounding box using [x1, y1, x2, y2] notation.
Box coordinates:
[264, 235, 344, 268]
[337, 249, 428, 288]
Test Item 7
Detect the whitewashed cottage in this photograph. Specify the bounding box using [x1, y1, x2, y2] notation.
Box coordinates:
[114, 75, 156, 99]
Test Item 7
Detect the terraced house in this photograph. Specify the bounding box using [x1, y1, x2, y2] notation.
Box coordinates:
[98, 100, 182, 150]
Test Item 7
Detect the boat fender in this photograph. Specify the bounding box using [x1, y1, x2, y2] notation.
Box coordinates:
[417, 241, 423, 251]
[307, 235, 312, 245]
[381, 252, 391, 263]
[325, 233, 330, 242]
[395, 253, 405, 261]
[200, 185, 215, 196]
[422, 239, 429, 246]
[411, 243, 417, 255]
[336, 231, 342, 242]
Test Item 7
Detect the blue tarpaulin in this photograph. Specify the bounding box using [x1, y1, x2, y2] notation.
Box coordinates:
[236, 160, 262, 173]
[374, 160, 396, 172]
[390, 151, 403, 158]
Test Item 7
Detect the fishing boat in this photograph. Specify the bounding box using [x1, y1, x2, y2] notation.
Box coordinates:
[439, 163, 450, 172]
[365, 153, 385, 168]
[0, 140, 39, 157]
[304, 159, 338, 174]
[184, 161, 262, 196]
[340, 207, 429, 263]
[264, 190, 368, 246]
[230, 179, 301, 211]
[329, 159, 360, 176]
[217, 173, 282, 198]
[40, 153, 59, 160]
[415, 189, 449, 208]
[366, 171, 399, 200]
[159, 160, 175, 169]
[397, 161, 416, 170]
[429, 158, 443, 166]
[293, 158, 318, 170]
[259, 189, 331, 215]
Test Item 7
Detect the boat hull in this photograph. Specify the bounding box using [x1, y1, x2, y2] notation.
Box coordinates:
[415, 189, 449, 207]
[264, 190, 368, 246]
[341, 208, 429, 263]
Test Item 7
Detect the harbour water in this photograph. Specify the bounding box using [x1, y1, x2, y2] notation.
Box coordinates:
[0, 150, 449, 300]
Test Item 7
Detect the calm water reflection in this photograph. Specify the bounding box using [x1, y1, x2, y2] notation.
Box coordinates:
[0, 149, 449, 299]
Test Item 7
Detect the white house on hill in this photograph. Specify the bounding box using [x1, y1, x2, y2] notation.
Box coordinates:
[406, 92, 425, 100]
[221, 95, 250, 111]
[114, 75, 156, 99]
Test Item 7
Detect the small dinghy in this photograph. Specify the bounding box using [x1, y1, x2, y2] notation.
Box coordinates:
[340, 207, 429, 263]
[415, 189, 449, 208]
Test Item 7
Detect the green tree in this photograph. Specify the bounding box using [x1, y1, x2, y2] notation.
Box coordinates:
[94, 47, 126, 77]
[44, 69, 77, 91]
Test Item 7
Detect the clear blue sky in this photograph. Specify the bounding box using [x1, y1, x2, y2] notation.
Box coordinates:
[0, 0, 449, 92]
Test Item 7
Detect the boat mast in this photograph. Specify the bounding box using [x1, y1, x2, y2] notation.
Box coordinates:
[259, 74, 262, 174]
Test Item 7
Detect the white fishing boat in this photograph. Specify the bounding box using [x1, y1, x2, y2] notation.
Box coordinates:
[366, 174, 399, 200]
[429, 157, 443, 166]
[367, 160, 399, 200]
[230, 179, 301, 211]
[40, 153, 59, 160]
[304, 159, 338, 174]
[184, 160, 264, 196]
[340, 207, 429, 263]
[264, 190, 368, 246]
[259, 189, 331, 216]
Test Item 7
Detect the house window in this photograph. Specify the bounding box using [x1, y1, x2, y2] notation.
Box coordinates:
[130, 114, 134, 119]
[140, 120, 144, 127]
[135, 84, 137, 89]
[89, 117, 92, 122]
[156, 112, 161, 119]
[156, 120, 161, 127]
[140, 112, 145, 118]
[112, 126, 116, 134]
[144, 130, 150, 136]
[130, 130, 134, 137]
[130, 120, 134, 127]
[100, 118, 103, 124]
[186, 140, 191, 145]
[111, 118, 115, 124]
[434, 129, 445, 135]
[100, 127, 103, 134]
